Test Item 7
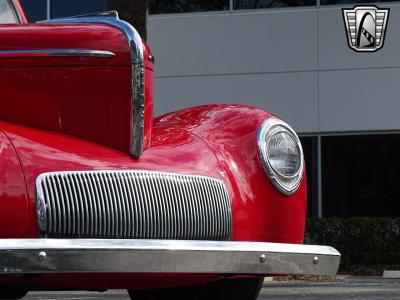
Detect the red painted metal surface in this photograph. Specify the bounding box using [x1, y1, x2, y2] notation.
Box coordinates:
[0, 1, 305, 291]
[0, 24, 130, 66]
[0, 130, 29, 237]
[0, 3, 154, 155]
[0, 23, 149, 156]
[156, 105, 307, 244]
[0, 104, 306, 244]
[0, 120, 226, 238]
[0, 103, 306, 288]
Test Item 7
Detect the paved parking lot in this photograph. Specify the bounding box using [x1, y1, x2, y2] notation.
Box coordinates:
[259, 277, 400, 299]
[24, 277, 400, 299]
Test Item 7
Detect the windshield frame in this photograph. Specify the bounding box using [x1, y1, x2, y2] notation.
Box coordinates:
[0, 0, 21, 24]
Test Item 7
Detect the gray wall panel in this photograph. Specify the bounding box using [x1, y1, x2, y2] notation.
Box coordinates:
[318, 3, 400, 133]
[319, 68, 400, 132]
[318, 4, 400, 70]
[148, 3, 400, 134]
[148, 9, 317, 77]
[154, 72, 318, 133]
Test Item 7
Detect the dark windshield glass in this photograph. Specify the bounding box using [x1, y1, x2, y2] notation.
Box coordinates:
[51, 0, 108, 18]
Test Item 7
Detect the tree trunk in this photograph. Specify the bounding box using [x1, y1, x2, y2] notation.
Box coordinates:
[107, 0, 148, 40]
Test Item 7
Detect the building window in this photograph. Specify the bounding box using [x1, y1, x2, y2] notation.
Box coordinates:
[19, 0, 47, 22]
[51, 0, 108, 19]
[300, 137, 319, 217]
[321, 0, 397, 5]
[234, 0, 316, 10]
[149, 0, 229, 14]
[322, 134, 400, 218]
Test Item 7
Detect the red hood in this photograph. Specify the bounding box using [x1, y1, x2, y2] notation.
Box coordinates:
[0, 23, 145, 154]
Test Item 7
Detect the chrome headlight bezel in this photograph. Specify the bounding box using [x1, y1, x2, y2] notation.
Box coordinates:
[257, 118, 304, 195]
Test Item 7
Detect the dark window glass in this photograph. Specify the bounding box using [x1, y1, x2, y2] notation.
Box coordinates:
[234, 0, 315, 10]
[322, 134, 400, 218]
[51, 0, 107, 19]
[149, 0, 229, 14]
[321, 0, 398, 5]
[20, 0, 47, 22]
[300, 137, 319, 218]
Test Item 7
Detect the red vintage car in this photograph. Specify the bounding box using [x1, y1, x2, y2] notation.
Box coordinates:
[0, 1, 340, 299]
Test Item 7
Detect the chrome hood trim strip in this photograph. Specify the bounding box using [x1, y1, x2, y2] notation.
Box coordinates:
[0, 49, 115, 58]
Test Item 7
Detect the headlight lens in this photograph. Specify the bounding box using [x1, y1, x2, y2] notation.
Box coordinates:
[257, 118, 304, 195]
[268, 131, 301, 177]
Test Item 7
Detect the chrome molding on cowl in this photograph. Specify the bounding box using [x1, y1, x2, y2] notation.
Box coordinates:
[0, 49, 115, 58]
[38, 11, 145, 157]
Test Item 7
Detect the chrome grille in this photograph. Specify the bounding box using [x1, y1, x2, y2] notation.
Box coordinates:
[36, 170, 232, 240]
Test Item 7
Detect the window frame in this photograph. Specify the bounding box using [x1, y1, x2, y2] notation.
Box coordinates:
[319, 0, 400, 5]
[233, 0, 317, 10]
[149, 0, 230, 15]
[1, 0, 22, 23]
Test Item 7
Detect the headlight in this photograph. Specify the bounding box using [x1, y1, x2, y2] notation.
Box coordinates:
[257, 118, 304, 195]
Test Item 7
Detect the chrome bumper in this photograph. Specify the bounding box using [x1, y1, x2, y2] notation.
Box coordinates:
[0, 239, 340, 275]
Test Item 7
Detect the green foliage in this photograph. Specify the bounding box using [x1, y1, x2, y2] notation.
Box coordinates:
[305, 218, 400, 271]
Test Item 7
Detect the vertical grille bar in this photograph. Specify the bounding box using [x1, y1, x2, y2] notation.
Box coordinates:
[36, 170, 232, 241]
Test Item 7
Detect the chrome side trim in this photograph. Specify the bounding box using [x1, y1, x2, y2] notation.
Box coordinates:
[36, 170, 232, 241]
[0, 239, 341, 276]
[0, 49, 115, 58]
[39, 13, 145, 157]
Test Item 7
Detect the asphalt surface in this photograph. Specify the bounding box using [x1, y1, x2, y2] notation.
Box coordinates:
[24, 277, 400, 299]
